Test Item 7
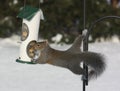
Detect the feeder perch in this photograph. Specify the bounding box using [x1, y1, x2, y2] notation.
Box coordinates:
[16, 5, 44, 64]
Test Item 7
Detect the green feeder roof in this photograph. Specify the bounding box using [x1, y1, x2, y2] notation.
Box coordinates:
[17, 5, 40, 21]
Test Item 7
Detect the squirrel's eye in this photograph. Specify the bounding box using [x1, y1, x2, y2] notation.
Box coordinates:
[37, 45, 40, 46]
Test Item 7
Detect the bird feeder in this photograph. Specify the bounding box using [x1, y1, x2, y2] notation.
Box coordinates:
[16, 5, 44, 64]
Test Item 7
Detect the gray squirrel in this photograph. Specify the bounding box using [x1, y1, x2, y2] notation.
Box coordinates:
[33, 35, 106, 80]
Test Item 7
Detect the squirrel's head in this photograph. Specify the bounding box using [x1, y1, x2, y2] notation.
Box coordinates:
[33, 40, 49, 64]
[27, 40, 48, 59]
[34, 40, 48, 50]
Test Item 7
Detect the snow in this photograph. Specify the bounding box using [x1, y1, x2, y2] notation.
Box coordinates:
[51, 33, 63, 43]
[0, 36, 120, 91]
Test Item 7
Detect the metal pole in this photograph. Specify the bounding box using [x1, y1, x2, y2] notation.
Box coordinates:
[83, 0, 86, 29]
[87, 16, 120, 38]
[24, 0, 26, 8]
[83, 0, 89, 91]
[82, 1, 120, 91]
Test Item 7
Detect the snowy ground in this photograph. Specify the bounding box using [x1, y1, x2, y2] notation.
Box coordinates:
[0, 36, 120, 91]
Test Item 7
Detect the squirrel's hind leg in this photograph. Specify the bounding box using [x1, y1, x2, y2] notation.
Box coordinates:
[68, 64, 85, 75]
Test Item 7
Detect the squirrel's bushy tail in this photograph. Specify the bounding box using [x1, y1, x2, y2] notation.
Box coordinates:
[81, 52, 106, 80]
